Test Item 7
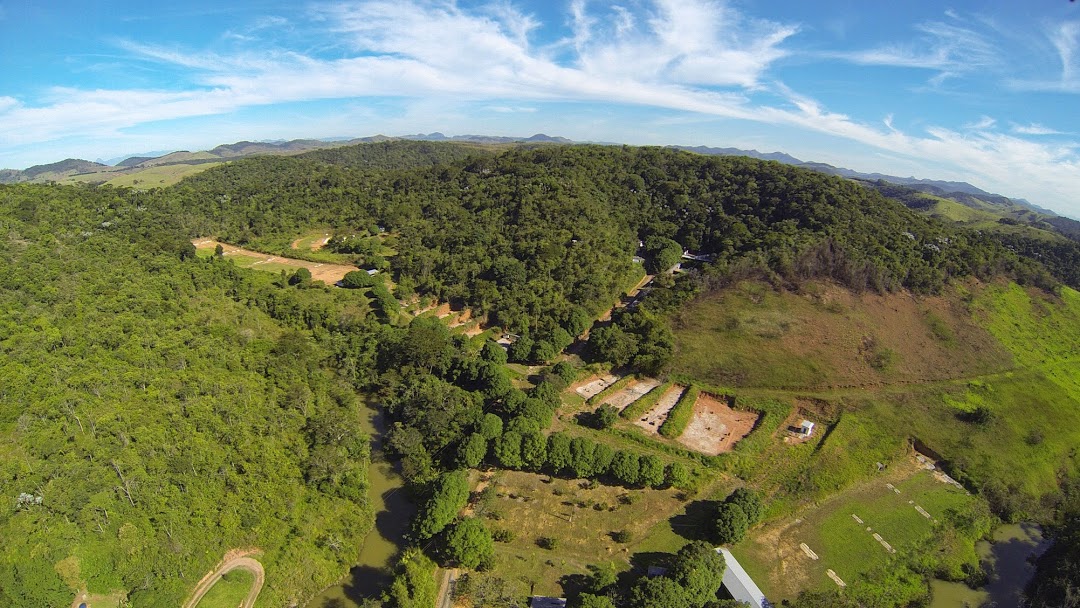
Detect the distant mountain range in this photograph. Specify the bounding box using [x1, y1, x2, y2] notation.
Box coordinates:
[668, 145, 1058, 216]
[0, 134, 571, 186]
[1, 134, 1072, 230]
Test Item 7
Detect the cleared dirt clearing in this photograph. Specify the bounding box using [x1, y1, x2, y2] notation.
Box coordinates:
[291, 233, 331, 251]
[602, 378, 661, 411]
[633, 385, 685, 435]
[676, 393, 759, 455]
[193, 239, 358, 284]
[574, 375, 620, 399]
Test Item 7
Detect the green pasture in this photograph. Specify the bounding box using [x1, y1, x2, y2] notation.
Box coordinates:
[483, 470, 688, 597]
[739, 470, 983, 603]
[105, 163, 221, 188]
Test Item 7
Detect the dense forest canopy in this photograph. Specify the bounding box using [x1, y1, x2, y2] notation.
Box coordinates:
[0, 185, 377, 606]
[2, 140, 1078, 607]
[160, 143, 1070, 338]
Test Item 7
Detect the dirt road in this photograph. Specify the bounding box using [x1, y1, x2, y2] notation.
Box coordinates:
[182, 553, 265, 608]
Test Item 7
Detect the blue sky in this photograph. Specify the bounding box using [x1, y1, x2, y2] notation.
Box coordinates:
[1, 0, 1077, 215]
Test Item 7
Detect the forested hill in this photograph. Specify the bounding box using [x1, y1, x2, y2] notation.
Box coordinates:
[162, 143, 1067, 330]
[2, 140, 1079, 607]
[0, 184, 376, 606]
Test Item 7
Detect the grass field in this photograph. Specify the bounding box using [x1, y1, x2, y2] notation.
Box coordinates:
[194, 569, 255, 608]
[192, 239, 360, 284]
[482, 470, 706, 597]
[670, 281, 1013, 390]
[292, 232, 332, 251]
[912, 194, 1065, 242]
[648, 279, 1079, 603]
[105, 163, 221, 188]
[739, 465, 984, 603]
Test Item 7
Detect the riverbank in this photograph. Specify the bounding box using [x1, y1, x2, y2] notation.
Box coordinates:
[308, 404, 414, 608]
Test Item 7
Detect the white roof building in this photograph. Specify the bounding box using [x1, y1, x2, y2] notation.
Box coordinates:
[717, 548, 771, 608]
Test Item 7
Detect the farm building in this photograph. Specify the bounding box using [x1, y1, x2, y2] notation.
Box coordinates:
[718, 548, 771, 608]
[529, 597, 567, 608]
[797, 420, 815, 437]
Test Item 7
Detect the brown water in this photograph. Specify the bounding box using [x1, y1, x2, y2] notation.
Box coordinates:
[307, 405, 414, 608]
[930, 522, 1048, 608]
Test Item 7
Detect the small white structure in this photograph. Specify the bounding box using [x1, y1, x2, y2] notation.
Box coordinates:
[797, 420, 815, 437]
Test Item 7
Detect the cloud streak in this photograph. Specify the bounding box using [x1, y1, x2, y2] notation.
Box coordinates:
[832, 19, 999, 84]
[0, 0, 1077, 213]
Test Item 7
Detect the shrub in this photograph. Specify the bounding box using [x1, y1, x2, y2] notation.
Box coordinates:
[592, 404, 619, 430]
[620, 382, 671, 421]
[658, 386, 700, 438]
[715, 502, 749, 544]
[663, 462, 691, 490]
[726, 487, 765, 525]
[537, 536, 559, 550]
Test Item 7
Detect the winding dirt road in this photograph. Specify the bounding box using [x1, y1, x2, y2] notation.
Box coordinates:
[182, 553, 265, 608]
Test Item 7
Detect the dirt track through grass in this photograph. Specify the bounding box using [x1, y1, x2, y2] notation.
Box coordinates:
[183, 553, 265, 608]
[193, 239, 358, 284]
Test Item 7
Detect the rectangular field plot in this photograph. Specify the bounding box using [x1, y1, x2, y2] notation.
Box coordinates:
[574, 374, 619, 399]
[192, 239, 359, 284]
[602, 378, 661, 411]
[632, 385, 685, 435]
[738, 468, 978, 602]
[676, 393, 759, 455]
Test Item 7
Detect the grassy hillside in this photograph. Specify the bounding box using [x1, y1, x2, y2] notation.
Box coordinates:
[105, 162, 223, 187]
[670, 280, 1013, 390]
[664, 279, 1080, 602]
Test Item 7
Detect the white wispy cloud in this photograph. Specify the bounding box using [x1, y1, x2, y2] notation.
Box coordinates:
[485, 105, 538, 113]
[1052, 21, 1079, 83]
[965, 115, 996, 130]
[1011, 123, 1068, 136]
[1, 0, 1078, 213]
[836, 20, 999, 83]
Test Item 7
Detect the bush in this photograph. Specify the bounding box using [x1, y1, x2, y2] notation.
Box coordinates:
[341, 270, 375, 288]
[638, 455, 666, 489]
[725, 487, 765, 525]
[288, 267, 312, 287]
[445, 518, 495, 570]
[552, 360, 578, 385]
[537, 536, 559, 550]
[481, 341, 508, 365]
[620, 382, 671, 421]
[592, 404, 619, 430]
[664, 462, 691, 490]
[715, 502, 749, 544]
[957, 405, 995, 426]
[507, 336, 534, 363]
[612, 529, 632, 543]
